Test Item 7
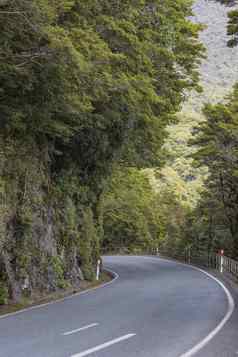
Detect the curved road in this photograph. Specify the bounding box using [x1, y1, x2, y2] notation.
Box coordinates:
[0, 256, 237, 357]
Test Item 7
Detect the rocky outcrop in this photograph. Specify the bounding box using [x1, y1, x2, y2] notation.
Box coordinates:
[0, 137, 99, 303]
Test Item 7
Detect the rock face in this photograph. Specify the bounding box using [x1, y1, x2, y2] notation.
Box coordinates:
[192, 0, 238, 102]
[0, 138, 100, 303]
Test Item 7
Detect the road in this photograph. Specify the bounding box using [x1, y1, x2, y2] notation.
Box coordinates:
[0, 255, 237, 357]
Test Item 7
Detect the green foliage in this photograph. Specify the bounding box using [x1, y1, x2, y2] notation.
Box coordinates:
[79, 208, 100, 280]
[102, 168, 165, 253]
[0, 283, 8, 305]
[50, 256, 68, 289]
[149, 112, 207, 209]
[227, 9, 238, 47]
[0, 0, 204, 166]
[0, 0, 204, 303]
[214, 0, 238, 47]
[154, 0, 238, 257]
[190, 84, 238, 257]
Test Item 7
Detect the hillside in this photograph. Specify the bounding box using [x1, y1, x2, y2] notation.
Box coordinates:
[154, 0, 238, 208]
[192, 0, 238, 104]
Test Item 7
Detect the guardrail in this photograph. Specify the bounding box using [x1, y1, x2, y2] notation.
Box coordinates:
[222, 255, 238, 278]
[158, 248, 238, 281]
[102, 244, 238, 281]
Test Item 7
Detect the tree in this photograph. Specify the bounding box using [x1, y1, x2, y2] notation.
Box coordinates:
[102, 168, 164, 253]
[191, 84, 238, 257]
[214, 0, 238, 47]
[0, 0, 204, 303]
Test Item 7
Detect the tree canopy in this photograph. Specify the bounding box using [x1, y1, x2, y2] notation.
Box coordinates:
[0, 0, 205, 304]
[190, 85, 238, 257]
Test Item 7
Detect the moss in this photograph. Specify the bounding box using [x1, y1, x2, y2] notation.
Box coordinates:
[0, 283, 8, 305]
[50, 256, 68, 289]
[17, 253, 31, 279]
[0, 139, 101, 300]
[79, 208, 100, 281]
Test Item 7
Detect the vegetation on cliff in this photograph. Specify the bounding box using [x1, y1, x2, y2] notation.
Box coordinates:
[0, 0, 204, 304]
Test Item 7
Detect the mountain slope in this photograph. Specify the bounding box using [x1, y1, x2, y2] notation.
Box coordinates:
[156, 0, 238, 208]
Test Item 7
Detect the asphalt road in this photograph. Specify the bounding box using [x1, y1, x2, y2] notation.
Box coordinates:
[0, 255, 237, 357]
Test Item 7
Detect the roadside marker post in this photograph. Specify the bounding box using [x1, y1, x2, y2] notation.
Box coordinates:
[96, 259, 101, 281]
[220, 250, 224, 274]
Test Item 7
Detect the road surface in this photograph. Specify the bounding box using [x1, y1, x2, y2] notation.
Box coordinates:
[0, 255, 237, 357]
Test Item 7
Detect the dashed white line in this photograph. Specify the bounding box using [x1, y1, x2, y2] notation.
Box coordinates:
[63, 323, 99, 336]
[70, 333, 136, 357]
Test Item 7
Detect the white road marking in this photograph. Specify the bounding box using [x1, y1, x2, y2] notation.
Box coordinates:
[1, 255, 235, 357]
[178, 269, 235, 357]
[133, 256, 235, 357]
[0, 269, 119, 320]
[70, 333, 136, 357]
[63, 323, 99, 336]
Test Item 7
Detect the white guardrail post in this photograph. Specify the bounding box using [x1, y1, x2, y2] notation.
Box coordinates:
[220, 249, 224, 274]
[216, 249, 238, 278]
[157, 247, 238, 279]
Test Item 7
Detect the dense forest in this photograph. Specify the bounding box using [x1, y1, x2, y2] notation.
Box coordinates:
[0, 0, 237, 306]
[159, 0, 238, 258]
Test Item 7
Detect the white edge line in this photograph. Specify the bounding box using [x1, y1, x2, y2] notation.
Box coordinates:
[178, 267, 235, 357]
[131, 255, 235, 357]
[63, 323, 99, 336]
[0, 268, 119, 320]
[71, 333, 136, 357]
[1, 254, 234, 357]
